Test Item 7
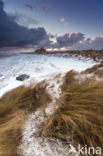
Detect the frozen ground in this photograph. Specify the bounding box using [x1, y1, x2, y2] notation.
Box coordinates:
[0, 54, 96, 98]
[0, 54, 97, 156]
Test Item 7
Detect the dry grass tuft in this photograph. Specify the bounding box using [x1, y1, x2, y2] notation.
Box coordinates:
[83, 61, 103, 78]
[0, 82, 51, 156]
[41, 70, 103, 149]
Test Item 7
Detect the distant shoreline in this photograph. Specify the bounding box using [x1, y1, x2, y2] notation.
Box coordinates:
[21, 49, 103, 62]
[1, 49, 103, 62]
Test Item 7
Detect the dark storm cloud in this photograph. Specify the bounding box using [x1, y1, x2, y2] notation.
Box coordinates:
[54, 32, 85, 48]
[50, 33, 103, 50]
[92, 37, 103, 49]
[9, 12, 39, 28]
[72, 37, 103, 50]
[25, 4, 51, 13]
[0, 0, 50, 48]
[0, 0, 103, 50]
[25, 4, 34, 10]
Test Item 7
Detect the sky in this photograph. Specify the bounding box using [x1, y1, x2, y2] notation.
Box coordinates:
[0, 0, 103, 51]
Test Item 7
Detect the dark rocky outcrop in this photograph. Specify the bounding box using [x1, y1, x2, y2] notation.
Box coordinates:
[16, 74, 30, 81]
[35, 48, 46, 53]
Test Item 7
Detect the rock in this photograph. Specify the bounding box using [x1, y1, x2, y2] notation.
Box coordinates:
[16, 74, 30, 81]
[35, 47, 46, 53]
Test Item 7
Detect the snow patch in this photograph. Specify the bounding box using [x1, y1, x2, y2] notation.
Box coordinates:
[0, 54, 96, 98]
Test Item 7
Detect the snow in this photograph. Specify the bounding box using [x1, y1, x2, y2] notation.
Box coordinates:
[0, 54, 96, 98]
[0, 53, 97, 156]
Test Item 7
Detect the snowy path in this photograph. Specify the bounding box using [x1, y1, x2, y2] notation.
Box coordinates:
[18, 75, 79, 156]
[0, 54, 97, 156]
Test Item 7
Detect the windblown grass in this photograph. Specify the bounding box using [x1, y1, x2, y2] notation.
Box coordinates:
[0, 82, 51, 156]
[68, 50, 103, 62]
[83, 61, 103, 77]
[41, 70, 103, 150]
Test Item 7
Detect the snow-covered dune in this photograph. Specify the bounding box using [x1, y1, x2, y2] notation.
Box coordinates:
[0, 54, 96, 98]
[0, 53, 97, 156]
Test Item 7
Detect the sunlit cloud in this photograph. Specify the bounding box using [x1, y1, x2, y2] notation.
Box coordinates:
[60, 18, 69, 26]
[60, 18, 65, 22]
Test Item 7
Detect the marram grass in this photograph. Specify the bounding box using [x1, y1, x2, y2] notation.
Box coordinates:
[41, 70, 103, 151]
[0, 82, 51, 156]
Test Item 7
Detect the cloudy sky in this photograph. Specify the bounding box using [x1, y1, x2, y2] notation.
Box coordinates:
[0, 0, 103, 51]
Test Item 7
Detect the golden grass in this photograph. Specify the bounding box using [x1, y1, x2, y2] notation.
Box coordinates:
[83, 61, 103, 77]
[0, 82, 51, 156]
[68, 50, 103, 62]
[41, 71, 103, 150]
